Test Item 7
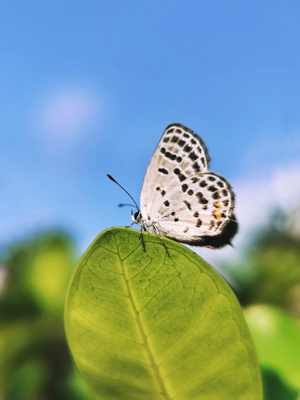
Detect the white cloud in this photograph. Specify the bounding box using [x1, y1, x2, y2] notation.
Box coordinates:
[272, 164, 300, 210]
[37, 87, 100, 146]
[235, 162, 300, 239]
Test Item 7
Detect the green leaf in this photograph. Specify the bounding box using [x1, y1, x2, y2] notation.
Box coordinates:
[260, 366, 299, 400]
[64, 228, 262, 400]
[244, 305, 300, 391]
[25, 234, 75, 315]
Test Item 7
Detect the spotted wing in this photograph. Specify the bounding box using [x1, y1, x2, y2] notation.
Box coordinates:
[140, 123, 210, 219]
[151, 172, 237, 248]
[140, 123, 237, 248]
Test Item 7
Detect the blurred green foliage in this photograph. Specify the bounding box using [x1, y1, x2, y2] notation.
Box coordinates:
[245, 305, 300, 397]
[227, 209, 300, 319]
[0, 231, 91, 400]
[1, 206, 300, 399]
[223, 208, 300, 400]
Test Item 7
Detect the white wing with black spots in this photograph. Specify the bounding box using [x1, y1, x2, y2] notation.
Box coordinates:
[140, 123, 210, 218]
[118, 123, 237, 249]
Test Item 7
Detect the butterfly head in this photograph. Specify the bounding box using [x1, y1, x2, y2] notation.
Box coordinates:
[132, 210, 142, 224]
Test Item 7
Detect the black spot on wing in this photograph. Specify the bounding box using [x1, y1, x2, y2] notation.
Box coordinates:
[183, 144, 192, 153]
[165, 151, 176, 160]
[209, 221, 215, 230]
[189, 152, 198, 161]
[195, 218, 202, 228]
[208, 185, 217, 192]
[196, 192, 208, 204]
[184, 200, 191, 210]
[158, 168, 168, 175]
[182, 184, 188, 192]
[192, 162, 201, 172]
[222, 189, 228, 196]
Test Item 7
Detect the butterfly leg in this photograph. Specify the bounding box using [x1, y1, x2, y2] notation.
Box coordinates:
[138, 225, 146, 251]
[152, 224, 170, 257]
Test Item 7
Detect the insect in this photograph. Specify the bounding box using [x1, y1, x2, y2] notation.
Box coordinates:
[108, 123, 238, 249]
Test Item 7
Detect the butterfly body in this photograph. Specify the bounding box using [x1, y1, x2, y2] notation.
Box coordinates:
[132, 123, 238, 249]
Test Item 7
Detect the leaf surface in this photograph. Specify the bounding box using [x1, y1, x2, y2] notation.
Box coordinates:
[244, 305, 300, 391]
[65, 228, 262, 399]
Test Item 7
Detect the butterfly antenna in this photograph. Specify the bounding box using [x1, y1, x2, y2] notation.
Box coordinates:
[118, 203, 135, 208]
[107, 174, 139, 211]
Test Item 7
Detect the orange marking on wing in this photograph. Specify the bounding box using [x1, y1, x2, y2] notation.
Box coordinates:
[213, 210, 222, 219]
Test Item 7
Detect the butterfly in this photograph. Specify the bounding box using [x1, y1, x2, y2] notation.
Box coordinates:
[108, 123, 238, 249]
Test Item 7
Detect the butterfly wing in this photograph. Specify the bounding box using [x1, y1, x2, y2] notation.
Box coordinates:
[140, 123, 209, 216]
[140, 123, 237, 248]
[151, 172, 237, 248]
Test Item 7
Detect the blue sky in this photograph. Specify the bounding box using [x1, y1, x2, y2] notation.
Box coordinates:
[1, 1, 300, 264]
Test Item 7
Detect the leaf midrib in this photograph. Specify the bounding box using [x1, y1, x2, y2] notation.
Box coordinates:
[117, 251, 171, 399]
